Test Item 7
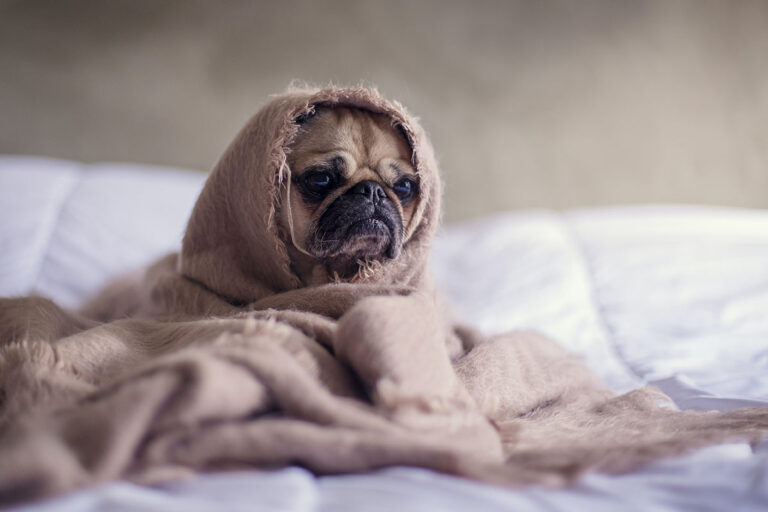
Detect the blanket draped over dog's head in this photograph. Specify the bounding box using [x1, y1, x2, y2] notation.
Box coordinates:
[0, 86, 767, 506]
[180, 87, 440, 305]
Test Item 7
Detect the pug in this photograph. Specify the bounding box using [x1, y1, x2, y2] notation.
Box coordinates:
[279, 106, 420, 285]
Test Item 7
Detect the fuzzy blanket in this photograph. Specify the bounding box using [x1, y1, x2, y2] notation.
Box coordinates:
[1, 86, 766, 506]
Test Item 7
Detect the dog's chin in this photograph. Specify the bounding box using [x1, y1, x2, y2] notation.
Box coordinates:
[305, 191, 405, 278]
[338, 217, 396, 254]
[308, 216, 403, 277]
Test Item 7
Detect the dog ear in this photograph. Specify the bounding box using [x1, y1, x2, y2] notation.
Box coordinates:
[393, 122, 416, 165]
[294, 110, 315, 125]
[394, 123, 409, 143]
[294, 105, 323, 125]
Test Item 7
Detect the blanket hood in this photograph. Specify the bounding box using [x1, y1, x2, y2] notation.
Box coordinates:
[179, 86, 442, 304]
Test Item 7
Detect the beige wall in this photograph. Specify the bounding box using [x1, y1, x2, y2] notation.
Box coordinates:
[1, 0, 767, 222]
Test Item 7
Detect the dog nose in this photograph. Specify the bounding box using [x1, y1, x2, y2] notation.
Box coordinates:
[348, 181, 387, 202]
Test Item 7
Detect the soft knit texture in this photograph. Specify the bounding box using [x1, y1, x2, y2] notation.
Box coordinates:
[1, 86, 767, 506]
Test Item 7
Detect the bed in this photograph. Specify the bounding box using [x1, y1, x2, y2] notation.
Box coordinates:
[1, 155, 766, 511]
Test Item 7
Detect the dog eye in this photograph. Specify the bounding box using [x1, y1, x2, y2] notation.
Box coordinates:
[300, 170, 338, 200]
[305, 171, 332, 190]
[392, 178, 417, 203]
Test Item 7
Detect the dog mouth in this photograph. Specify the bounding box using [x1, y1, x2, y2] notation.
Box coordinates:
[331, 216, 397, 258]
[309, 209, 402, 262]
[345, 217, 389, 236]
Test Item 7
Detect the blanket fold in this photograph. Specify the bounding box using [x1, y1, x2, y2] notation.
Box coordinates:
[1, 86, 766, 506]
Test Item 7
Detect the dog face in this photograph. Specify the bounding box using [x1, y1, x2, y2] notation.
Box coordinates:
[280, 106, 418, 283]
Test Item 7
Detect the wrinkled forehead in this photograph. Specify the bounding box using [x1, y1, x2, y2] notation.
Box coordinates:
[288, 106, 415, 180]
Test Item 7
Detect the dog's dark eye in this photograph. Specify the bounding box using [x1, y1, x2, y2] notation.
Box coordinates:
[299, 169, 338, 201]
[305, 171, 332, 190]
[392, 177, 417, 203]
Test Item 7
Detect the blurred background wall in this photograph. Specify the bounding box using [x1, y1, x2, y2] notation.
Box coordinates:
[1, 0, 766, 223]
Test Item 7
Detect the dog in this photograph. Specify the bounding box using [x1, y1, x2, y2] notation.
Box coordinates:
[279, 106, 420, 285]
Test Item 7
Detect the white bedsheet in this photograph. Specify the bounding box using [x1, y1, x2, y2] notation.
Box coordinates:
[1, 156, 766, 511]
